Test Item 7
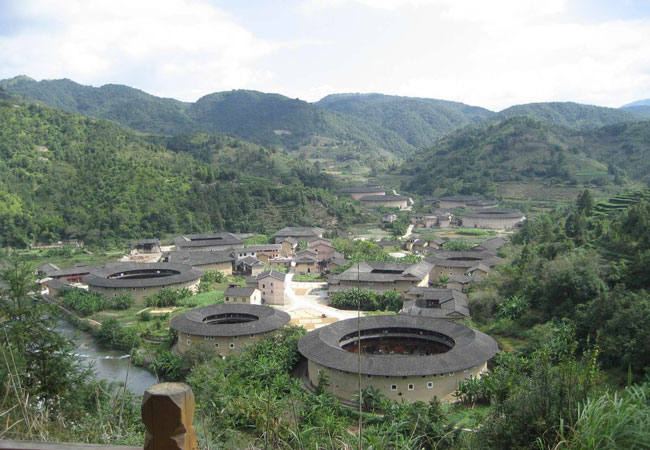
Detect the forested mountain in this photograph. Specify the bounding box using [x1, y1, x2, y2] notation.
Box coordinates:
[582, 120, 650, 181]
[0, 76, 413, 158]
[402, 116, 626, 195]
[0, 95, 359, 247]
[185, 90, 413, 156]
[316, 93, 494, 147]
[495, 101, 642, 130]
[620, 103, 650, 118]
[0, 76, 192, 134]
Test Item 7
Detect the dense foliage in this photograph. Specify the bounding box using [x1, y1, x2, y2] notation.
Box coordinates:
[0, 257, 143, 444]
[403, 116, 625, 196]
[144, 287, 192, 307]
[0, 97, 360, 247]
[333, 238, 421, 263]
[470, 191, 650, 377]
[62, 288, 133, 316]
[328, 289, 402, 312]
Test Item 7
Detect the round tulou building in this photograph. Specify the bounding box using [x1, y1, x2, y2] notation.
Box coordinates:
[298, 315, 498, 403]
[83, 262, 203, 305]
[461, 209, 526, 229]
[170, 303, 291, 357]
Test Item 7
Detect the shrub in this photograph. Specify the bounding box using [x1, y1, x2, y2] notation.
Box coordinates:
[329, 289, 402, 312]
[96, 318, 140, 351]
[62, 289, 108, 316]
[201, 270, 225, 284]
[145, 288, 191, 307]
[109, 294, 134, 310]
[139, 311, 152, 321]
[442, 240, 474, 251]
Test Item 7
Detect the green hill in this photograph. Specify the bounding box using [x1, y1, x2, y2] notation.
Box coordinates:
[496, 102, 642, 130]
[0, 77, 413, 159]
[402, 116, 617, 196]
[620, 105, 650, 118]
[0, 76, 192, 134]
[582, 120, 650, 181]
[186, 89, 413, 156]
[0, 95, 359, 247]
[316, 93, 494, 147]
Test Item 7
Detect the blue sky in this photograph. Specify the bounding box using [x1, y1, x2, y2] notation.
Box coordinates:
[1, 0, 650, 110]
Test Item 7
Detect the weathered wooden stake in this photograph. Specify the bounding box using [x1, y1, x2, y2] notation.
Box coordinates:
[141, 383, 198, 450]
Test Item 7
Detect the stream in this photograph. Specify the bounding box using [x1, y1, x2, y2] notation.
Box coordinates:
[56, 320, 159, 396]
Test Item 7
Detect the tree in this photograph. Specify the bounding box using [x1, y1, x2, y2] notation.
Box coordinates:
[576, 189, 594, 216]
[0, 255, 93, 408]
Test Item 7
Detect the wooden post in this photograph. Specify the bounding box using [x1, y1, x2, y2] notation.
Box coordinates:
[141, 383, 198, 450]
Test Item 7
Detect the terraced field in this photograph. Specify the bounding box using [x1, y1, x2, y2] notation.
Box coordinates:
[593, 188, 650, 216]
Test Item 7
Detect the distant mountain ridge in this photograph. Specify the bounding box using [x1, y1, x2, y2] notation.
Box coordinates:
[316, 93, 494, 147]
[0, 76, 413, 158]
[495, 102, 643, 130]
[2, 76, 647, 161]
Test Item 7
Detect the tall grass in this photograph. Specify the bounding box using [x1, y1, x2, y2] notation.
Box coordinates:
[556, 383, 650, 449]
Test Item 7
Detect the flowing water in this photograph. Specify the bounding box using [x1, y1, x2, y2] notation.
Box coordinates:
[56, 320, 159, 396]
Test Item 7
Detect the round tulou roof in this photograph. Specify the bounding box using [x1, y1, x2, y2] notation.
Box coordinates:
[298, 315, 498, 377]
[83, 262, 203, 289]
[170, 303, 291, 337]
[462, 209, 525, 219]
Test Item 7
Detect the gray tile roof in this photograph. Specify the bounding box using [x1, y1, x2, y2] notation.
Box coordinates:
[37, 262, 60, 274]
[224, 286, 258, 297]
[331, 261, 432, 283]
[425, 251, 504, 269]
[461, 209, 525, 219]
[402, 287, 469, 319]
[298, 315, 498, 376]
[167, 250, 234, 266]
[256, 270, 287, 282]
[472, 236, 508, 254]
[49, 267, 92, 278]
[173, 232, 243, 248]
[275, 227, 324, 238]
[171, 304, 290, 337]
[83, 262, 203, 288]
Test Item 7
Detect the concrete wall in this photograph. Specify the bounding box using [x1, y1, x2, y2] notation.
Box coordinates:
[462, 216, 524, 230]
[348, 192, 385, 200]
[361, 199, 408, 209]
[295, 262, 319, 274]
[333, 277, 427, 294]
[89, 278, 200, 306]
[259, 278, 286, 305]
[432, 266, 469, 280]
[177, 243, 244, 252]
[176, 331, 266, 356]
[195, 261, 232, 275]
[225, 290, 261, 304]
[309, 243, 334, 261]
[308, 360, 487, 403]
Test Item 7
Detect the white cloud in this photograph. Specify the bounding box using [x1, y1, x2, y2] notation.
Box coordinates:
[2, 0, 650, 110]
[0, 0, 276, 100]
